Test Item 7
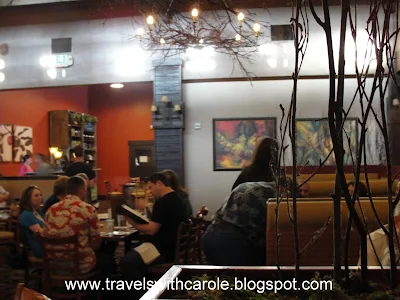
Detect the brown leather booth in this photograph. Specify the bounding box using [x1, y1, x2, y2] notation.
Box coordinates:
[266, 197, 389, 266]
[296, 173, 380, 181]
[304, 179, 397, 197]
[0, 176, 58, 201]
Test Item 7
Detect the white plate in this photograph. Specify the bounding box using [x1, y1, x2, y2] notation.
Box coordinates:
[112, 231, 127, 236]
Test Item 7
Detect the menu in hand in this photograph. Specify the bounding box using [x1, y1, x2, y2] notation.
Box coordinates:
[116, 204, 149, 224]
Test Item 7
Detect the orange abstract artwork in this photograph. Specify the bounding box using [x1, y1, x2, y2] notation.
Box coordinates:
[213, 118, 276, 171]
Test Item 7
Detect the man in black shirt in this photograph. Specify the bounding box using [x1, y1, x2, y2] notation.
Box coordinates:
[120, 172, 188, 299]
[65, 146, 96, 203]
[65, 146, 96, 180]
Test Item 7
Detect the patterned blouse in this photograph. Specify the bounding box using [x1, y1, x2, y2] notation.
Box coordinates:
[44, 195, 101, 274]
[213, 181, 277, 245]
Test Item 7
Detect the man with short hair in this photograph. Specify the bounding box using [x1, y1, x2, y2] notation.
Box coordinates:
[65, 146, 96, 202]
[65, 146, 96, 180]
[44, 176, 102, 273]
[120, 172, 188, 299]
[42, 175, 69, 214]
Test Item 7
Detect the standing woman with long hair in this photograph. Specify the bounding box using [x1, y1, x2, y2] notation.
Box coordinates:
[232, 137, 277, 191]
[161, 169, 193, 217]
[19, 185, 44, 258]
[202, 137, 278, 266]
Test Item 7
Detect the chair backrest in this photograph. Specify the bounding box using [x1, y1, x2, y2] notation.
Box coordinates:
[173, 220, 198, 265]
[37, 235, 80, 276]
[104, 180, 112, 195]
[14, 283, 50, 300]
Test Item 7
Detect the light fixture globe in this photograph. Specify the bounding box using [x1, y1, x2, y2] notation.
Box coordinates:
[110, 83, 124, 88]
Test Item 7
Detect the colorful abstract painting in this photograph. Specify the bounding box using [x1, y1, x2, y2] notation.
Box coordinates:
[0, 124, 13, 162]
[213, 118, 276, 171]
[13, 125, 33, 162]
[296, 119, 358, 166]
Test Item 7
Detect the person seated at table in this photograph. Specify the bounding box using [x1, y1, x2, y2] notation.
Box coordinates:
[202, 138, 278, 266]
[44, 176, 116, 276]
[297, 179, 310, 198]
[0, 185, 10, 208]
[19, 154, 34, 176]
[347, 181, 368, 197]
[358, 203, 400, 266]
[232, 137, 276, 191]
[19, 185, 44, 258]
[42, 176, 69, 215]
[120, 172, 188, 299]
[161, 169, 193, 217]
[394, 180, 400, 197]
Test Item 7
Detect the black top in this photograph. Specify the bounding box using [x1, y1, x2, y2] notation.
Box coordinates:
[65, 162, 96, 180]
[42, 194, 59, 215]
[232, 166, 273, 191]
[150, 191, 188, 262]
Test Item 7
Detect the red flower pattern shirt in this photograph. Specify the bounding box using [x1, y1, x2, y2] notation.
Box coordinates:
[44, 195, 101, 274]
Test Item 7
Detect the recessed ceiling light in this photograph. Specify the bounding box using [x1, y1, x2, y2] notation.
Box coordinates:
[110, 83, 124, 88]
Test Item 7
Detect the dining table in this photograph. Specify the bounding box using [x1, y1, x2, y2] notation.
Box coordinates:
[99, 220, 140, 254]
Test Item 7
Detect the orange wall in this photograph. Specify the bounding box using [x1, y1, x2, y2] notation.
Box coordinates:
[0, 86, 89, 176]
[88, 82, 154, 195]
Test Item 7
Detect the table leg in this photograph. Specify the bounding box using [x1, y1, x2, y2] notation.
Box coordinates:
[124, 240, 131, 254]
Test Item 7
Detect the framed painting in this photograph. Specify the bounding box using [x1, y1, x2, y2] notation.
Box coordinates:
[296, 118, 358, 166]
[213, 117, 277, 171]
[0, 124, 13, 162]
[13, 125, 33, 162]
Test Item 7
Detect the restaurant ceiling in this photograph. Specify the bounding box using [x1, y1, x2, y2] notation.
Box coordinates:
[0, 0, 374, 27]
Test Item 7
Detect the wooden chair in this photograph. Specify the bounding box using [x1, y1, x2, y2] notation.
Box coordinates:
[191, 206, 209, 264]
[14, 283, 50, 300]
[147, 219, 198, 275]
[9, 212, 45, 291]
[38, 235, 101, 300]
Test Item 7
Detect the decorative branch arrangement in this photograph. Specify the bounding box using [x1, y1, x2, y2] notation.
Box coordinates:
[119, 0, 271, 77]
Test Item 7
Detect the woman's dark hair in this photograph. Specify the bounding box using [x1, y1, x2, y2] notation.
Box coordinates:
[347, 181, 368, 197]
[161, 169, 188, 197]
[22, 154, 31, 163]
[247, 137, 278, 180]
[20, 185, 40, 213]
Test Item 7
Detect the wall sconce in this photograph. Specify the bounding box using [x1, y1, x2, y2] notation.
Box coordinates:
[161, 95, 168, 102]
[151, 105, 158, 112]
[49, 147, 58, 154]
[174, 104, 182, 113]
[393, 98, 400, 108]
[54, 151, 63, 159]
